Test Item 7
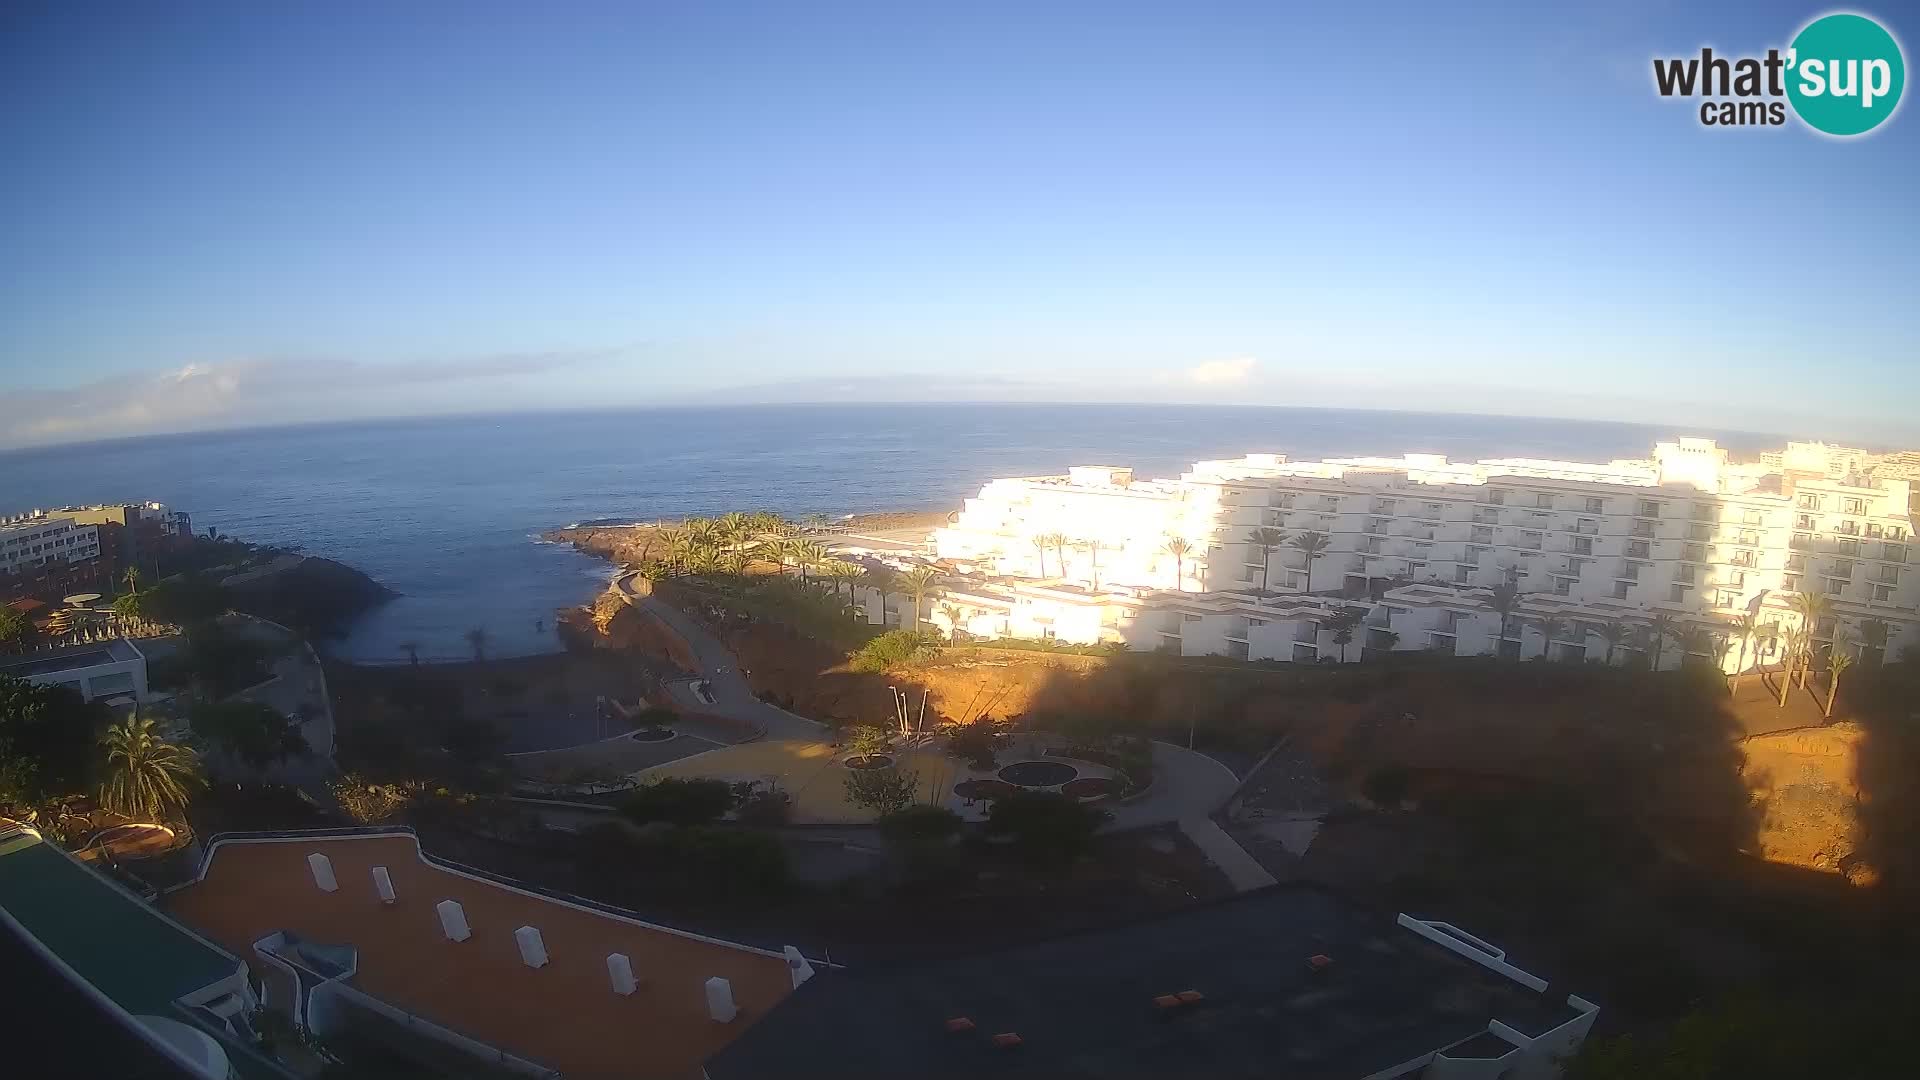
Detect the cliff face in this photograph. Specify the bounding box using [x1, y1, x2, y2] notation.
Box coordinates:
[543, 525, 665, 566]
[224, 556, 396, 636]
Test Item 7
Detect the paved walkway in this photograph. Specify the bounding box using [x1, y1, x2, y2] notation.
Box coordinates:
[612, 573, 823, 742]
[1178, 816, 1278, 892]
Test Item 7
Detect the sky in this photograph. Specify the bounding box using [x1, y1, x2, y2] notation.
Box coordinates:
[1, 0, 1915, 449]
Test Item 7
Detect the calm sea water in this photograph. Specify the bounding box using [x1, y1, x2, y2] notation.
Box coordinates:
[0, 404, 1779, 662]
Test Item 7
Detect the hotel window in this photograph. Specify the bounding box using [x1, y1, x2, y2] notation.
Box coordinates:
[1454, 565, 1472, 583]
[1836, 520, 1859, 536]
[1688, 523, 1711, 542]
[1673, 563, 1696, 583]
[1891, 526, 1908, 540]
[1612, 581, 1630, 599]
[1826, 578, 1846, 596]
[1799, 494, 1823, 511]
[1637, 499, 1661, 518]
[1831, 560, 1856, 579]
[1585, 497, 1605, 514]
[1684, 543, 1706, 561]
[1884, 543, 1908, 563]
[1669, 583, 1692, 603]
[1796, 514, 1816, 530]
[1554, 578, 1572, 596]
[1818, 617, 1838, 637]
[1691, 503, 1714, 521]
[1787, 554, 1806, 572]
[1715, 590, 1740, 608]
[1744, 510, 1764, 526]
[1877, 565, 1900, 584]
[1627, 540, 1651, 559]
[1791, 532, 1814, 549]
[1521, 531, 1542, 550]
[1737, 529, 1759, 546]
[1874, 584, 1895, 602]
[1868, 523, 1884, 538]
[1729, 571, 1746, 588]
[1840, 538, 1861, 556]
[1784, 574, 1802, 592]
[1535, 493, 1554, 509]
[1844, 497, 1867, 515]
[1486, 488, 1506, 505]
[1573, 537, 1592, 555]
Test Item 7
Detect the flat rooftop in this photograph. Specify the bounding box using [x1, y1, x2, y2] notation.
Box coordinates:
[166, 833, 795, 1080]
[0, 828, 243, 1017]
[708, 886, 1577, 1080]
[0, 637, 142, 677]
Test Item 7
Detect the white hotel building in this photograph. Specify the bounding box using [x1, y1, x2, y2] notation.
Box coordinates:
[0, 513, 101, 576]
[896, 438, 1919, 670]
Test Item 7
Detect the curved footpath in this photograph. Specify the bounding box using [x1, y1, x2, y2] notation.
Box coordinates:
[608, 571, 1274, 891]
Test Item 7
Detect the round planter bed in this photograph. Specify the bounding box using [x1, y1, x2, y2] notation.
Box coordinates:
[997, 760, 1078, 787]
[845, 754, 894, 770]
[629, 727, 676, 743]
[1061, 776, 1120, 800]
[954, 779, 1020, 801]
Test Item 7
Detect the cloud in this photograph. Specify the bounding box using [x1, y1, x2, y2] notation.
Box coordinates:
[0, 348, 623, 450]
[1182, 356, 1258, 385]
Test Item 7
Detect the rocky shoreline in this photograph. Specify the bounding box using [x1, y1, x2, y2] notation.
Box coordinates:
[543, 508, 949, 565]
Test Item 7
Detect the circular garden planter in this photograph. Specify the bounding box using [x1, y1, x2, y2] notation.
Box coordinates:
[629, 727, 676, 743]
[845, 754, 894, 771]
[954, 779, 1021, 801]
[1061, 776, 1120, 800]
[997, 760, 1078, 787]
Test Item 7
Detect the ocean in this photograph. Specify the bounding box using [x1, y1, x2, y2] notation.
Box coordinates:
[0, 404, 1781, 662]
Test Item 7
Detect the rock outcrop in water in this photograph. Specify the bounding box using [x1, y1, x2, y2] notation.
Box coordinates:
[222, 555, 396, 636]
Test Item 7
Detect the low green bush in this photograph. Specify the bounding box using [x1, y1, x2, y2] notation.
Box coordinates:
[619, 777, 735, 826]
[849, 630, 943, 672]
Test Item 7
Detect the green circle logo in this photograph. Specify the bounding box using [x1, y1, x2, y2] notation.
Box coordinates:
[1786, 13, 1906, 136]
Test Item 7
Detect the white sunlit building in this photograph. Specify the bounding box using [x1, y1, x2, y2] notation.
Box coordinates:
[910, 437, 1920, 669]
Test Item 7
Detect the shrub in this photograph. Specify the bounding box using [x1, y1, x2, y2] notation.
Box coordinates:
[946, 717, 1001, 770]
[734, 784, 792, 826]
[849, 630, 942, 673]
[878, 804, 963, 846]
[878, 805, 966, 887]
[986, 790, 1109, 864]
[191, 701, 309, 771]
[620, 777, 735, 825]
[330, 773, 420, 824]
[844, 766, 920, 816]
[846, 725, 893, 761]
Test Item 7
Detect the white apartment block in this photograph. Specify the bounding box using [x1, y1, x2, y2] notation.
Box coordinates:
[917, 437, 1920, 669]
[0, 514, 101, 576]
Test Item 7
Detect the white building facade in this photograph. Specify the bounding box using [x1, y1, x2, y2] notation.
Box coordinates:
[0, 514, 101, 576]
[919, 437, 1920, 669]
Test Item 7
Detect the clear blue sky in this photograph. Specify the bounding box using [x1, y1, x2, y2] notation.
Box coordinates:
[1, 0, 1914, 448]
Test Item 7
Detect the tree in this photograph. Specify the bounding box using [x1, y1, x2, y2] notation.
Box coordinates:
[1327, 607, 1364, 662]
[1162, 536, 1193, 591]
[899, 565, 943, 633]
[860, 567, 897, 625]
[1031, 534, 1050, 577]
[192, 701, 309, 771]
[1648, 613, 1678, 671]
[1244, 527, 1288, 594]
[1287, 530, 1331, 593]
[719, 548, 752, 576]
[1788, 592, 1832, 688]
[464, 626, 488, 663]
[986, 790, 1108, 864]
[790, 540, 829, 585]
[0, 675, 107, 809]
[946, 717, 1001, 770]
[121, 566, 142, 595]
[1489, 582, 1520, 651]
[1534, 615, 1569, 659]
[1729, 610, 1760, 690]
[99, 715, 203, 822]
[1597, 620, 1628, 666]
[0, 606, 29, 649]
[1823, 648, 1854, 720]
[939, 602, 967, 640]
[716, 511, 752, 546]
[1072, 538, 1104, 590]
[847, 725, 893, 762]
[1777, 624, 1804, 707]
[844, 765, 919, 816]
[398, 641, 420, 667]
[1044, 532, 1070, 580]
[620, 777, 735, 826]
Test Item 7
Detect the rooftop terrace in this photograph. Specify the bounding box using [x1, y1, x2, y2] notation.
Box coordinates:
[165, 832, 796, 1080]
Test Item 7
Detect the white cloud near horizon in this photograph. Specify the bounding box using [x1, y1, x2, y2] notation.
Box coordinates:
[0, 348, 624, 450]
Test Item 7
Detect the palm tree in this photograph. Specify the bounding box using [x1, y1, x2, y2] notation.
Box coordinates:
[1162, 536, 1193, 592]
[465, 626, 489, 663]
[861, 567, 898, 626]
[99, 715, 203, 822]
[121, 566, 141, 595]
[1534, 615, 1569, 659]
[663, 530, 696, 567]
[683, 547, 720, 576]
[1328, 607, 1364, 662]
[1073, 538, 1104, 590]
[1778, 624, 1805, 707]
[900, 565, 943, 634]
[1244, 527, 1288, 594]
[789, 540, 829, 585]
[939, 602, 967, 640]
[1788, 592, 1832, 688]
[1597, 620, 1627, 666]
[1858, 618, 1890, 666]
[826, 561, 864, 606]
[398, 641, 420, 667]
[1489, 582, 1520, 652]
[1648, 613, 1678, 671]
[1824, 648, 1855, 720]
[719, 548, 752, 576]
[1030, 534, 1050, 577]
[1045, 532, 1070, 580]
[1287, 531, 1330, 593]
[1729, 610, 1760, 691]
[716, 511, 753, 546]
